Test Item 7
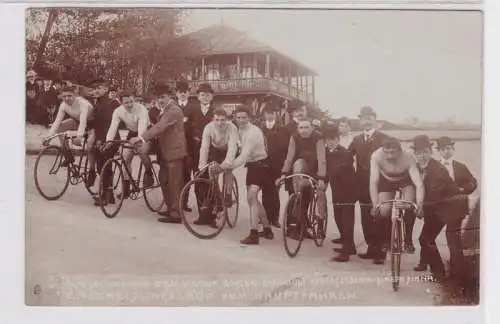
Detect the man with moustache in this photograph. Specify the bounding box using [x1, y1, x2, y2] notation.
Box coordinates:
[259, 104, 289, 228]
[131, 84, 187, 224]
[175, 80, 198, 212]
[348, 106, 389, 260]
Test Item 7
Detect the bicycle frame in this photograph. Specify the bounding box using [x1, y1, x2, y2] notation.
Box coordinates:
[45, 132, 89, 184]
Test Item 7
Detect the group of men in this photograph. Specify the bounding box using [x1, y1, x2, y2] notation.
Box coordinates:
[42, 76, 478, 288]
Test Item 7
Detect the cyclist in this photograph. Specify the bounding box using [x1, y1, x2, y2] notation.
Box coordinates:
[104, 92, 153, 199]
[220, 105, 274, 245]
[44, 85, 95, 167]
[195, 108, 238, 226]
[369, 137, 424, 264]
[277, 118, 327, 240]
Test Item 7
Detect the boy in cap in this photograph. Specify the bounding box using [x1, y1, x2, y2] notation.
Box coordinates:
[132, 83, 187, 223]
[411, 135, 467, 283]
[323, 124, 358, 262]
[348, 106, 389, 259]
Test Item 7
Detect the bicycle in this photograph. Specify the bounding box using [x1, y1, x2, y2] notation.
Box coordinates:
[179, 162, 239, 239]
[277, 173, 328, 258]
[376, 190, 418, 292]
[97, 140, 164, 218]
[34, 131, 96, 200]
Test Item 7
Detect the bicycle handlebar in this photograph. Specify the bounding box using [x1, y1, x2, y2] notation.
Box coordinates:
[277, 173, 319, 188]
[101, 140, 136, 150]
[194, 162, 218, 179]
[376, 199, 418, 211]
[44, 131, 88, 145]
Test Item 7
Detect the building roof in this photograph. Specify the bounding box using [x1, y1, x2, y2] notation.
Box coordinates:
[179, 24, 318, 76]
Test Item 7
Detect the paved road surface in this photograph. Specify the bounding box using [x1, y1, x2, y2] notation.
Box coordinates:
[25, 155, 449, 307]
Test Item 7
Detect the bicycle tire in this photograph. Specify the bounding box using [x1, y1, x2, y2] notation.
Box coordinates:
[98, 158, 125, 219]
[143, 160, 164, 212]
[83, 153, 97, 196]
[391, 217, 403, 291]
[180, 178, 226, 239]
[312, 197, 328, 247]
[225, 174, 239, 228]
[283, 193, 306, 258]
[34, 145, 70, 201]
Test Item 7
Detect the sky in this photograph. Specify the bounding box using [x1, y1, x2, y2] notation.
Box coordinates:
[185, 9, 482, 124]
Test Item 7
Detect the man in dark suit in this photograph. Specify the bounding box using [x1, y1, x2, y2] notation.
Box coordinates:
[184, 83, 216, 173]
[89, 78, 121, 206]
[410, 135, 467, 283]
[132, 84, 187, 224]
[348, 106, 389, 259]
[414, 136, 478, 272]
[324, 124, 358, 262]
[259, 104, 289, 228]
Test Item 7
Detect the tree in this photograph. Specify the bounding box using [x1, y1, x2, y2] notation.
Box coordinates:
[26, 8, 194, 92]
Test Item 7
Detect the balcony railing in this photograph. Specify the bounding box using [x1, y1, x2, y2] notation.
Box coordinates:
[168, 78, 313, 104]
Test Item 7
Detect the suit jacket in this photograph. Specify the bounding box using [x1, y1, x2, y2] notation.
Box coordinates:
[326, 145, 357, 203]
[452, 160, 478, 195]
[184, 102, 215, 150]
[142, 101, 187, 162]
[421, 158, 461, 205]
[349, 130, 388, 176]
[259, 122, 290, 174]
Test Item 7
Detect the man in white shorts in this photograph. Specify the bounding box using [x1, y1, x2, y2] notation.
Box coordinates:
[45, 85, 96, 168]
[221, 105, 274, 245]
[195, 108, 239, 226]
[105, 92, 153, 198]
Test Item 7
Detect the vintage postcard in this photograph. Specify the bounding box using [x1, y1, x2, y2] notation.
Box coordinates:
[22, 3, 482, 313]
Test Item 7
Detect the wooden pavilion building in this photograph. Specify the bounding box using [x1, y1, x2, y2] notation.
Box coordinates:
[169, 24, 319, 119]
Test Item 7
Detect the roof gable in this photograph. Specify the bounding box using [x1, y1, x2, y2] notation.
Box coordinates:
[179, 24, 318, 76]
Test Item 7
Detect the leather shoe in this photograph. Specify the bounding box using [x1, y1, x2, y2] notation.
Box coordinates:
[157, 210, 170, 217]
[271, 221, 281, 228]
[333, 246, 356, 255]
[158, 216, 181, 224]
[331, 237, 342, 244]
[332, 253, 350, 262]
[358, 252, 374, 259]
[413, 263, 428, 272]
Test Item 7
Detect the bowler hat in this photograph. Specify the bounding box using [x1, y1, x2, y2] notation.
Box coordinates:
[90, 78, 109, 87]
[411, 135, 433, 150]
[436, 136, 455, 150]
[154, 83, 173, 96]
[197, 83, 214, 94]
[176, 80, 190, 92]
[358, 106, 377, 118]
[288, 99, 305, 112]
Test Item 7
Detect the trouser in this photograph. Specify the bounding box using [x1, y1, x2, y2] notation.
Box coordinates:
[182, 156, 192, 207]
[158, 155, 184, 218]
[333, 203, 355, 250]
[357, 172, 375, 253]
[96, 142, 119, 190]
[262, 166, 281, 224]
[419, 201, 466, 279]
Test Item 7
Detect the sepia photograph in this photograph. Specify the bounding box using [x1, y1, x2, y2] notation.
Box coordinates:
[24, 6, 482, 308]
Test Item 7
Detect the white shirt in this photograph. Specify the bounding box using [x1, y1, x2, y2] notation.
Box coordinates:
[363, 128, 375, 141]
[339, 134, 353, 149]
[106, 103, 149, 141]
[441, 158, 455, 180]
[201, 104, 210, 116]
[178, 99, 188, 108]
[48, 97, 94, 136]
[198, 121, 239, 170]
[231, 123, 268, 168]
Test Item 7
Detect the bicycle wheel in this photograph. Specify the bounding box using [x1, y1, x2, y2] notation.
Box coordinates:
[180, 178, 226, 239]
[391, 217, 403, 291]
[98, 158, 125, 218]
[225, 174, 239, 228]
[143, 160, 164, 212]
[311, 199, 328, 247]
[83, 154, 98, 196]
[34, 145, 70, 200]
[283, 193, 306, 258]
